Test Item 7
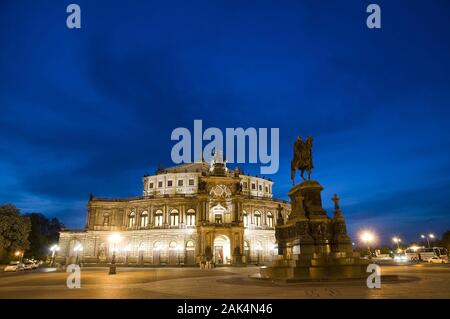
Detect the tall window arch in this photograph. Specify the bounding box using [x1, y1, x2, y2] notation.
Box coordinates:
[153, 241, 162, 250]
[169, 241, 177, 249]
[186, 209, 195, 227]
[267, 212, 274, 228]
[154, 210, 163, 227]
[243, 210, 248, 228]
[254, 211, 261, 227]
[170, 209, 179, 226]
[140, 211, 149, 228]
[186, 240, 195, 250]
[102, 213, 110, 226]
[128, 212, 136, 228]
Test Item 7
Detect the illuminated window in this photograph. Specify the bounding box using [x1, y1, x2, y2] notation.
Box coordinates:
[154, 210, 163, 227]
[128, 212, 136, 228]
[140, 211, 149, 227]
[267, 212, 273, 228]
[254, 211, 261, 226]
[170, 210, 179, 226]
[186, 209, 195, 226]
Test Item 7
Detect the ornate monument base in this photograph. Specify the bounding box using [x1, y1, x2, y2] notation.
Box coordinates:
[260, 179, 368, 280]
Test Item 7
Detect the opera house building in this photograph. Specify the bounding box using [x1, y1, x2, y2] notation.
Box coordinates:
[57, 154, 291, 266]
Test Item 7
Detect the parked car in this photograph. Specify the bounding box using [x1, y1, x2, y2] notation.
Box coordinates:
[23, 261, 38, 270]
[4, 261, 25, 272]
[428, 256, 447, 264]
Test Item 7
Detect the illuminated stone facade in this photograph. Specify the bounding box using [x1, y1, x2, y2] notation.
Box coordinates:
[57, 156, 290, 266]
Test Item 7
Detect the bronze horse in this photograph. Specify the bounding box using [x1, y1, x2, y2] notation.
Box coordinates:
[290, 136, 313, 185]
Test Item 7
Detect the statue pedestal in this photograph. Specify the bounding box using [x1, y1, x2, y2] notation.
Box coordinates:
[261, 180, 368, 281]
[261, 252, 368, 280]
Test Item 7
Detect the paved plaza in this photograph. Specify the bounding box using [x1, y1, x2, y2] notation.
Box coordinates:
[0, 264, 449, 299]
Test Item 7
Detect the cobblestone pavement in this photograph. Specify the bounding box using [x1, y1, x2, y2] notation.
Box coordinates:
[0, 264, 449, 298]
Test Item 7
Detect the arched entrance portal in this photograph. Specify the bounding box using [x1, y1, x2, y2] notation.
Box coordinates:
[214, 235, 231, 264]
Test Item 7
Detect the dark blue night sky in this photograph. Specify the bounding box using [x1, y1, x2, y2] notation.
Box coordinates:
[1, 1, 449, 245]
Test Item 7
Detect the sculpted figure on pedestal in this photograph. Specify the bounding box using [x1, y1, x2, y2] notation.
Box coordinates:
[290, 136, 313, 184]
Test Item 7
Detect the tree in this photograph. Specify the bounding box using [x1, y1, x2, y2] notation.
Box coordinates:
[437, 230, 450, 251]
[24, 213, 64, 259]
[0, 204, 31, 262]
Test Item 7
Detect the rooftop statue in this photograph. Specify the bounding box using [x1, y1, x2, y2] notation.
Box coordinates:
[290, 135, 313, 184]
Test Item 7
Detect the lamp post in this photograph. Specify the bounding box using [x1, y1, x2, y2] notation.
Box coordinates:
[73, 244, 83, 266]
[421, 234, 434, 248]
[50, 244, 60, 267]
[108, 233, 122, 275]
[392, 237, 402, 252]
[14, 250, 23, 263]
[360, 231, 375, 259]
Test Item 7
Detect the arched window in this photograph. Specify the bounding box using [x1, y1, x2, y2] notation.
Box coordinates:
[243, 211, 248, 228]
[267, 212, 274, 228]
[154, 210, 163, 227]
[186, 240, 195, 250]
[138, 242, 147, 252]
[140, 211, 149, 228]
[170, 209, 179, 226]
[102, 213, 110, 226]
[169, 241, 177, 249]
[186, 209, 195, 227]
[254, 211, 261, 227]
[128, 212, 136, 228]
[153, 241, 162, 250]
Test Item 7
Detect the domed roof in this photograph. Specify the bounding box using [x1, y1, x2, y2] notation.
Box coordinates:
[156, 161, 211, 174]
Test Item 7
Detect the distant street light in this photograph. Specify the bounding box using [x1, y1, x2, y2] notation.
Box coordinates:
[392, 237, 402, 251]
[14, 250, 24, 263]
[108, 233, 122, 275]
[360, 231, 375, 259]
[50, 244, 60, 267]
[421, 234, 434, 248]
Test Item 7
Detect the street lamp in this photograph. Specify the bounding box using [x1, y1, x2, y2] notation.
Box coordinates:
[14, 250, 24, 262]
[360, 231, 375, 259]
[50, 244, 60, 267]
[392, 237, 402, 251]
[421, 234, 434, 248]
[73, 243, 83, 265]
[108, 233, 122, 275]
